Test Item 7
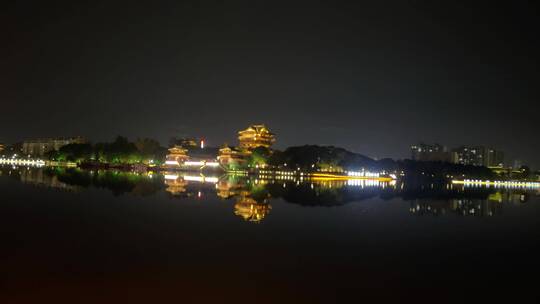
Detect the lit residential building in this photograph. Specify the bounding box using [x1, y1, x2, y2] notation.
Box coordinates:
[452, 146, 485, 166]
[452, 146, 504, 167]
[485, 148, 505, 167]
[22, 137, 86, 157]
[410, 143, 454, 162]
[238, 124, 276, 150]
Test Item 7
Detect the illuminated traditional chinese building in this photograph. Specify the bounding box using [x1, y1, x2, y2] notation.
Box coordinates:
[217, 145, 248, 167]
[165, 146, 190, 166]
[234, 197, 272, 222]
[238, 124, 275, 150]
[0, 143, 4, 154]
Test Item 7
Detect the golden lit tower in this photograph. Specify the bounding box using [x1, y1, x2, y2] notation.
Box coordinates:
[237, 124, 276, 150]
[217, 144, 248, 167]
[165, 146, 190, 166]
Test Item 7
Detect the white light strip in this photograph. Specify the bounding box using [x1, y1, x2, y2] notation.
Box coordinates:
[346, 171, 382, 178]
[183, 175, 219, 183]
[0, 158, 45, 166]
[183, 175, 204, 182]
[452, 180, 540, 188]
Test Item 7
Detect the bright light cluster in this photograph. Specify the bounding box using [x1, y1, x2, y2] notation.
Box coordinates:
[0, 158, 45, 167]
[347, 179, 381, 187]
[346, 179, 396, 187]
[347, 171, 381, 178]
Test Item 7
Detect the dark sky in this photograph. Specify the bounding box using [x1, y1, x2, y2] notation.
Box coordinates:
[2, 1, 539, 167]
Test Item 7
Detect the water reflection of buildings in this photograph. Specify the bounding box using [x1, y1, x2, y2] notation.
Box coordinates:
[164, 175, 188, 196]
[216, 178, 245, 199]
[18, 169, 79, 191]
[234, 196, 272, 223]
[10, 166, 533, 221]
[164, 174, 273, 223]
[409, 190, 528, 217]
[410, 199, 502, 217]
[217, 178, 272, 223]
[163, 173, 217, 198]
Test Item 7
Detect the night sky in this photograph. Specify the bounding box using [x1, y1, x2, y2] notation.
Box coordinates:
[2, 1, 539, 167]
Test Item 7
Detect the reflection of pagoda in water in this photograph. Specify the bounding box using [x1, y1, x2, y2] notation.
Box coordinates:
[216, 178, 245, 199]
[216, 176, 273, 223]
[234, 196, 272, 223]
[163, 172, 219, 197]
[161, 173, 273, 222]
[164, 175, 188, 195]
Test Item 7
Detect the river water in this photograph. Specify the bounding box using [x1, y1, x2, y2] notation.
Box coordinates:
[1, 167, 539, 303]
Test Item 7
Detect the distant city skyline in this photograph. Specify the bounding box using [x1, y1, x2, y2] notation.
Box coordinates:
[2, 130, 532, 169]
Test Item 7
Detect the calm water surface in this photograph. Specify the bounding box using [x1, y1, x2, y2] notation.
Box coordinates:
[1, 167, 539, 303]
